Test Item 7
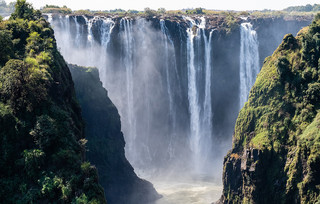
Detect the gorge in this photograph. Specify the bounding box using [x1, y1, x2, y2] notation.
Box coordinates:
[2, 0, 320, 203]
[46, 13, 312, 202]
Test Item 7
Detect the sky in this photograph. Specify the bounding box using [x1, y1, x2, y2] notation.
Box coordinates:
[4, 0, 320, 11]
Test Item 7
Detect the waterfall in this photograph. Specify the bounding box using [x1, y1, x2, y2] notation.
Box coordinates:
[83, 16, 94, 45]
[186, 17, 201, 163]
[101, 18, 115, 47]
[160, 19, 176, 159]
[201, 29, 214, 164]
[47, 13, 52, 23]
[74, 16, 81, 47]
[51, 15, 219, 177]
[120, 18, 137, 164]
[239, 22, 260, 109]
[185, 16, 214, 173]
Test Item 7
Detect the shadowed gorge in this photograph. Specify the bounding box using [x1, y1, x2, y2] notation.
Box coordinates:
[1, 0, 320, 203]
[69, 64, 160, 204]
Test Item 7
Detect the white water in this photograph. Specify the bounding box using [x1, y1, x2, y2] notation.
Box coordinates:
[120, 18, 137, 164]
[153, 179, 222, 204]
[201, 29, 214, 167]
[160, 19, 176, 159]
[185, 16, 214, 174]
[186, 16, 201, 172]
[50, 15, 223, 203]
[239, 22, 260, 109]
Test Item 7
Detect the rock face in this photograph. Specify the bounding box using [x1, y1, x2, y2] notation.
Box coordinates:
[48, 14, 311, 174]
[69, 64, 160, 204]
[219, 15, 320, 203]
[0, 3, 106, 203]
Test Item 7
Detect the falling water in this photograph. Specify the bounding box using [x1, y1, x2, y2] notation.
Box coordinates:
[101, 18, 115, 47]
[99, 18, 115, 85]
[160, 19, 176, 159]
[185, 17, 201, 169]
[74, 16, 81, 47]
[239, 22, 260, 109]
[201, 29, 214, 166]
[120, 18, 137, 164]
[50, 14, 218, 176]
[47, 13, 52, 23]
[185, 17, 214, 174]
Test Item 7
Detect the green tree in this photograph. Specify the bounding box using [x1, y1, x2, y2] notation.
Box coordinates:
[0, 30, 13, 67]
[157, 8, 166, 14]
[10, 0, 41, 20]
[144, 7, 157, 17]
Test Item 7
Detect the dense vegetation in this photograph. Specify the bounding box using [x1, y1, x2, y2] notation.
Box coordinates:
[41, 5, 72, 14]
[284, 4, 320, 13]
[0, 1, 106, 203]
[220, 13, 320, 203]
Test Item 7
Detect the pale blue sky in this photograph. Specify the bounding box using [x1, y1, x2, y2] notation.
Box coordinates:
[5, 0, 320, 11]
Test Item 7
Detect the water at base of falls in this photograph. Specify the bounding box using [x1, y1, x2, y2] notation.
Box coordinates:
[150, 176, 222, 204]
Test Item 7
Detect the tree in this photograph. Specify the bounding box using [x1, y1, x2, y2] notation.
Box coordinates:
[157, 8, 166, 14]
[195, 7, 204, 14]
[144, 7, 157, 17]
[10, 0, 40, 20]
[0, 30, 13, 67]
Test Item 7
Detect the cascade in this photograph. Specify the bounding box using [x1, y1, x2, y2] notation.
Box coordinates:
[119, 18, 137, 164]
[101, 18, 115, 47]
[49, 14, 261, 178]
[160, 19, 176, 159]
[45, 14, 311, 202]
[47, 13, 52, 23]
[201, 29, 214, 165]
[239, 22, 260, 109]
[99, 18, 115, 84]
[185, 16, 201, 170]
[74, 16, 81, 47]
[83, 16, 94, 45]
[184, 16, 214, 173]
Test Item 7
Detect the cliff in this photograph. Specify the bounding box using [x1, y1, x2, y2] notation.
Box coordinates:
[69, 64, 160, 204]
[219, 14, 320, 203]
[48, 13, 312, 173]
[0, 1, 105, 203]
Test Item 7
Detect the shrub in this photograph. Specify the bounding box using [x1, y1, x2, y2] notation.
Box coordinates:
[23, 149, 45, 178]
[144, 7, 157, 17]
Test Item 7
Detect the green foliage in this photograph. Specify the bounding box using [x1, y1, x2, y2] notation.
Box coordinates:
[224, 13, 239, 34]
[226, 13, 320, 203]
[10, 0, 41, 21]
[0, 59, 49, 112]
[0, 2, 106, 203]
[41, 5, 72, 14]
[284, 4, 320, 12]
[186, 8, 204, 15]
[157, 8, 166, 14]
[0, 30, 13, 66]
[144, 7, 157, 17]
[73, 9, 92, 15]
[22, 149, 45, 178]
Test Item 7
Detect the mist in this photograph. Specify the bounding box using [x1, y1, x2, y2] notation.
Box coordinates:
[47, 14, 311, 203]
